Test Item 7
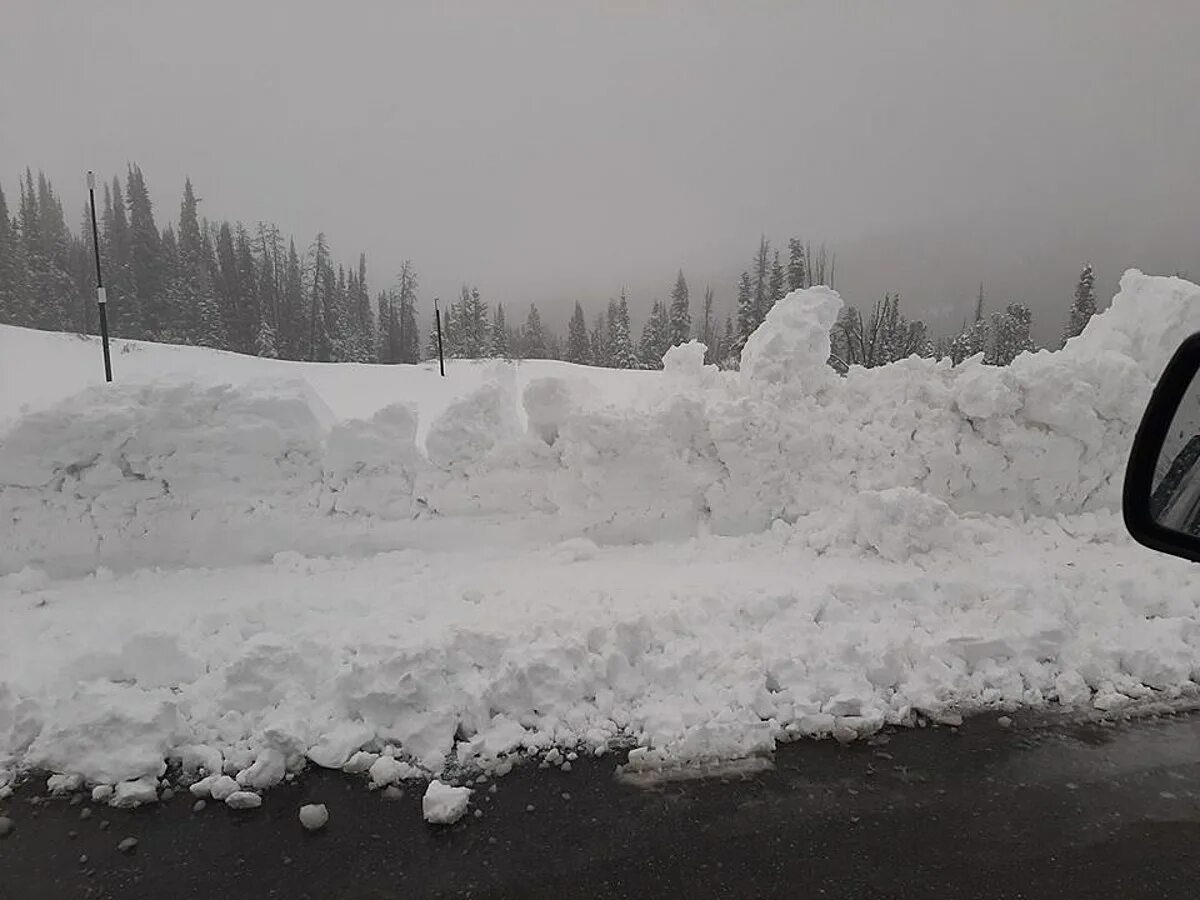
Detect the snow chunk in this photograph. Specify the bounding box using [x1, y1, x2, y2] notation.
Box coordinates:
[225, 790, 262, 810]
[111, 777, 159, 808]
[422, 780, 471, 825]
[307, 722, 375, 770]
[367, 755, 421, 788]
[208, 775, 239, 801]
[236, 748, 286, 791]
[740, 286, 842, 389]
[299, 803, 329, 831]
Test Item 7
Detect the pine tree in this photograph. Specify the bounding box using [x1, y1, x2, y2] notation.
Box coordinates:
[305, 232, 333, 361]
[1062, 263, 1096, 346]
[668, 270, 691, 346]
[126, 164, 165, 337]
[280, 239, 304, 358]
[173, 179, 223, 348]
[608, 292, 638, 369]
[566, 301, 590, 363]
[102, 177, 138, 337]
[733, 270, 755, 356]
[991, 302, 1035, 365]
[698, 285, 717, 364]
[491, 302, 510, 359]
[722, 316, 735, 367]
[590, 309, 610, 367]
[768, 251, 786, 311]
[786, 237, 806, 292]
[638, 299, 671, 369]
[974, 282, 985, 323]
[457, 286, 490, 358]
[0, 181, 29, 326]
[752, 237, 771, 325]
[522, 303, 548, 358]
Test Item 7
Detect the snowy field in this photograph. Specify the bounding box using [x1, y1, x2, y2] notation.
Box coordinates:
[4, 270, 1200, 813]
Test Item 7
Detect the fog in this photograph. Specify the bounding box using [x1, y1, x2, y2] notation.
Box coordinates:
[4, 0, 1199, 343]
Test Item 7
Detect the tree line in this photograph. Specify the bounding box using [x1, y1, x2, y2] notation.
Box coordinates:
[0, 166, 1098, 372]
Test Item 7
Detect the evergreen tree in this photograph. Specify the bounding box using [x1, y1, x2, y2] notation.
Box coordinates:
[172, 179, 223, 347]
[991, 302, 1035, 365]
[126, 164, 164, 337]
[698, 285, 717, 364]
[457, 285, 491, 358]
[722, 316, 735, 367]
[102, 177, 138, 337]
[638, 299, 671, 368]
[752, 236, 771, 324]
[786, 237, 806, 292]
[590, 308, 610, 367]
[668, 270, 691, 345]
[768, 250, 786, 310]
[974, 282, 985, 323]
[0, 181, 29, 326]
[733, 270, 756, 356]
[522, 303, 548, 358]
[280, 239, 304, 358]
[566, 301, 590, 364]
[492, 302, 510, 359]
[305, 232, 333, 361]
[1062, 263, 1097, 346]
[608, 292, 638, 369]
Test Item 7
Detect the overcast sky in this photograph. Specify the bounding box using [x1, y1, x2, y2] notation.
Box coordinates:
[4, 0, 1200, 343]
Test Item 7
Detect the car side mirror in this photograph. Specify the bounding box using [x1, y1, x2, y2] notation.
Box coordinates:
[1124, 332, 1200, 562]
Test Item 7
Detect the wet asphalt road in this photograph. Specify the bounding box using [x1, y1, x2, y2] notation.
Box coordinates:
[3, 711, 1200, 900]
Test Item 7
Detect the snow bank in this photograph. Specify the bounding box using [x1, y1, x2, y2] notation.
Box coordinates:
[4, 270, 1200, 791]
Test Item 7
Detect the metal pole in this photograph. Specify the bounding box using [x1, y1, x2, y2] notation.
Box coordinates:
[86, 171, 113, 382]
[434, 297, 445, 377]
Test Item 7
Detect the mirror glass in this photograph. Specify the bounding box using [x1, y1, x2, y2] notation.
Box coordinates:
[1150, 370, 1200, 535]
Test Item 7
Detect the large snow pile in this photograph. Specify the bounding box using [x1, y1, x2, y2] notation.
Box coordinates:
[3, 270, 1200, 798]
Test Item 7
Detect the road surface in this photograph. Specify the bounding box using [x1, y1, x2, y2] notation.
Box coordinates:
[3, 710, 1200, 899]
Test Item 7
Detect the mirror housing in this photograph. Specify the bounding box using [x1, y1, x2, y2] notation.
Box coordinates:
[1124, 331, 1200, 562]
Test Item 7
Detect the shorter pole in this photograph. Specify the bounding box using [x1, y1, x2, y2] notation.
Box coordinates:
[434, 298, 446, 377]
[86, 171, 113, 382]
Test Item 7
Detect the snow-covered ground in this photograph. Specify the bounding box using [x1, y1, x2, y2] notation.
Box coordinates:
[3, 270, 1200, 810]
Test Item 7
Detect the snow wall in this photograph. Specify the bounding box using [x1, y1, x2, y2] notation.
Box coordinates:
[3, 269, 1199, 576]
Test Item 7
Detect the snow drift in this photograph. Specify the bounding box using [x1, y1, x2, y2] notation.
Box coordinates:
[3, 270, 1200, 798]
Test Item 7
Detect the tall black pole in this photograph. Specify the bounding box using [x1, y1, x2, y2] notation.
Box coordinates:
[86, 171, 113, 382]
[434, 297, 446, 377]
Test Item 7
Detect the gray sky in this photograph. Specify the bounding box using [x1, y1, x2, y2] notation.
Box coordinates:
[4, 0, 1200, 344]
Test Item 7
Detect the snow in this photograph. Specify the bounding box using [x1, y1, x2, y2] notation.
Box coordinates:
[3, 270, 1200, 796]
[299, 803, 328, 831]
[225, 790, 262, 810]
[422, 780, 471, 825]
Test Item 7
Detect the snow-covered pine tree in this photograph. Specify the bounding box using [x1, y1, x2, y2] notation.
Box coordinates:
[566, 301, 590, 364]
[638, 299, 671, 369]
[608, 292, 637, 369]
[668, 270, 690, 346]
[591, 307, 611, 367]
[768, 250, 785, 310]
[492, 302, 510, 359]
[786, 237, 806, 292]
[733, 270, 755, 357]
[751, 237, 771, 328]
[991, 302, 1035, 365]
[1062, 263, 1096, 346]
[0, 182, 25, 326]
[522, 303, 548, 358]
[126, 164, 165, 338]
[102, 177, 138, 337]
[699, 285, 716, 364]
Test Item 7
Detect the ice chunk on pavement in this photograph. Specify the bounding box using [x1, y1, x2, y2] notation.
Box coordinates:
[225, 790, 262, 810]
[368, 755, 421, 788]
[422, 780, 471, 825]
[111, 777, 159, 808]
[208, 775, 239, 801]
[236, 748, 286, 790]
[299, 803, 329, 831]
